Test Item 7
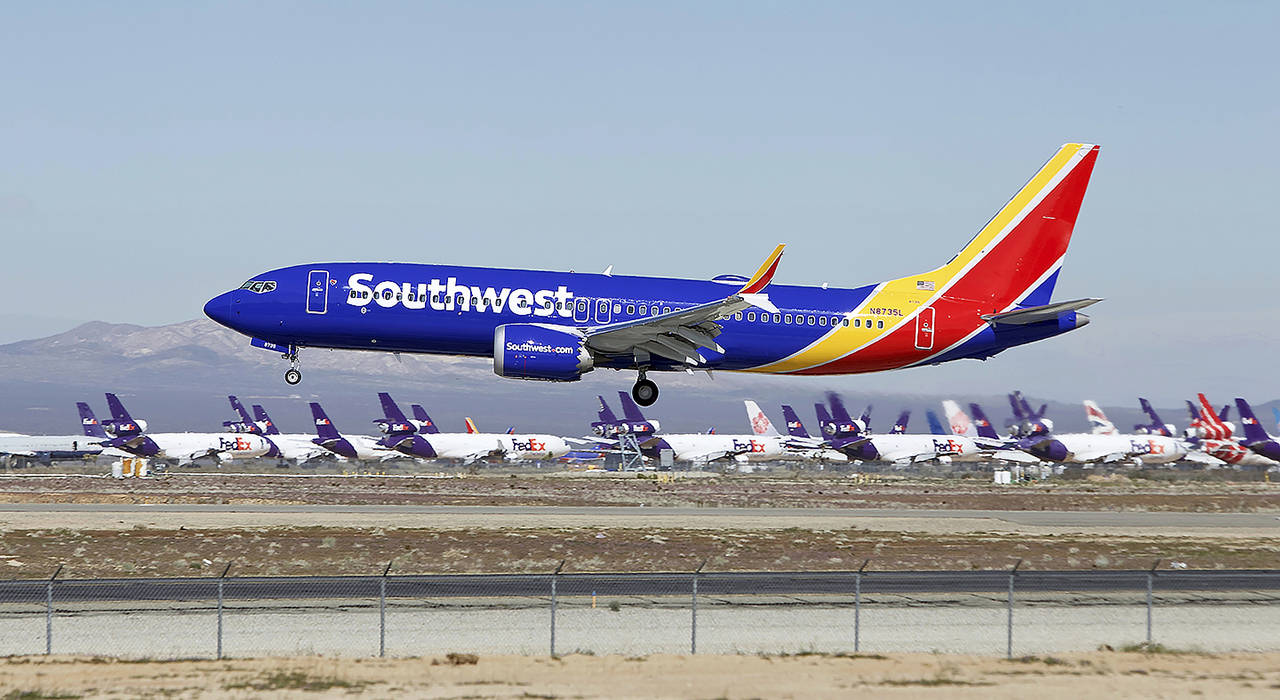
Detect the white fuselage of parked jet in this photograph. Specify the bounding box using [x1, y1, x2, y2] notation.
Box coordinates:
[864, 434, 986, 465]
[264, 433, 336, 462]
[0, 434, 103, 456]
[1052, 433, 1186, 464]
[643, 434, 789, 464]
[124, 433, 272, 463]
[495, 434, 571, 461]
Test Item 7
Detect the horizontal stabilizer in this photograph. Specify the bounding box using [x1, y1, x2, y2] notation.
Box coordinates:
[981, 298, 1101, 326]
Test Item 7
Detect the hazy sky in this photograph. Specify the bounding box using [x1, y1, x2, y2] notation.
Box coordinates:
[3, 2, 1278, 404]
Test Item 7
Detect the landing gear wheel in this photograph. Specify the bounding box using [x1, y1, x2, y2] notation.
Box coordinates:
[284, 368, 302, 385]
[632, 379, 659, 407]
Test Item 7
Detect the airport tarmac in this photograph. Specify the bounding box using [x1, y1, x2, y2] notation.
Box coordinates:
[0, 504, 1276, 536]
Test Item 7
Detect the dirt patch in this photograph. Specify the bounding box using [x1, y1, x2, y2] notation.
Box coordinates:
[1, 525, 1275, 578]
[0, 651, 1278, 699]
[2, 473, 1279, 512]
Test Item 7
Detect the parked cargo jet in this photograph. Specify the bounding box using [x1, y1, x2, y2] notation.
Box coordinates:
[1233, 398, 1280, 465]
[222, 396, 331, 463]
[205, 144, 1102, 406]
[820, 393, 984, 465]
[78, 395, 270, 464]
[308, 403, 388, 461]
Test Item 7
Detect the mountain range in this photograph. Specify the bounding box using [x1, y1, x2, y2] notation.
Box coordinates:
[0, 320, 1270, 439]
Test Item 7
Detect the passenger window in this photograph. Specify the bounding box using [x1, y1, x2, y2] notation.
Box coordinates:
[734, 311, 743, 321]
[784, 314, 793, 324]
[773, 313, 781, 323]
[854, 319, 860, 328]
[842, 318, 849, 327]
[819, 316, 827, 326]
[663, 307, 671, 315]
[877, 320, 884, 329]
[807, 315, 816, 325]
[748, 312, 756, 322]
[761, 314, 769, 324]
[627, 304, 635, 315]
[639, 305, 647, 315]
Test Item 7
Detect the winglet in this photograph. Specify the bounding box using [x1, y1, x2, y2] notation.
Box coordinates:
[737, 244, 785, 295]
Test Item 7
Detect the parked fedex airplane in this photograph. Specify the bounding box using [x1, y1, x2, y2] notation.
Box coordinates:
[376, 393, 570, 462]
[608, 393, 782, 464]
[938, 400, 1037, 464]
[1079, 400, 1187, 464]
[204, 144, 1102, 406]
[222, 396, 331, 463]
[743, 400, 846, 462]
[1233, 398, 1280, 466]
[78, 395, 271, 464]
[1008, 393, 1181, 464]
[308, 402, 388, 460]
[820, 393, 984, 465]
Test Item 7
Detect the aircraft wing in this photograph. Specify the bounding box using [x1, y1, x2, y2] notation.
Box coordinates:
[989, 449, 1040, 464]
[1183, 450, 1226, 467]
[582, 245, 784, 365]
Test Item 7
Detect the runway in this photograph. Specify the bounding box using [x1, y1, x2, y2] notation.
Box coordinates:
[0, 503, 1275, 534]
[2, 569, 1279, 603]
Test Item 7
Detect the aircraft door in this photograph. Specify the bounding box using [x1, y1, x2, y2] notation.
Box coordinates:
[594, 299, 612, 324]
[573, 298, 591, 324]
[914, 307, 935, 350]
[306, 270, 329, 314]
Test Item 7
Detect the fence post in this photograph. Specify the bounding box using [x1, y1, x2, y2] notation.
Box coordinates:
[45, 565, 61, 656]
[1007, 559, 1022, 660]
[855, 559, 869, 653]
[691, 559, 706, 655]
[550, 560, 564, 657]
[217, 563, 231, 660]
[380, 560, 393, 658]
[1147, 559, 1160, 646]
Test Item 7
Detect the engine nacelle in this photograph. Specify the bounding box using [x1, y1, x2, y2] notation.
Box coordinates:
[494, 324, 594, 382]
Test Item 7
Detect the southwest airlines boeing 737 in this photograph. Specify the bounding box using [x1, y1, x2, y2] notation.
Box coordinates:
[205, 144, 1101, 406]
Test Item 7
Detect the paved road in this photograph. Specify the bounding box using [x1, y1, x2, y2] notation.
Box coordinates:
[1, 570, 1278, 603]
[0, 503, 1275, 529]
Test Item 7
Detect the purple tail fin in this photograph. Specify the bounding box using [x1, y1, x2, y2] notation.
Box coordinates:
[1185, 400, 1201, 421]
[826, 392, 854, 423]
[1219, 405, 1231, 422]
[310, 403, 343, 441]
[815, 403, 833, 432]
[968, 403, 1000, 439]
[378, 392, 410, 423]
[596, 395, 619, 424]
[1136, 398, 1171, 436]
[410, 404, 440, 434]
[1235, 398, 1271, 443]
[860, 405, 872, 426]
[104, 393, 135, 424]
[1007, 393, 1025, 421]
[890, 410, 911, 434]
[617, 391, 648, 422]
[104, 393, 144, 436]
[225, 396, 262, 434]
[781, 405, 810, 438]
[76, 402, 109, 439]
[252, 405, 282, 436]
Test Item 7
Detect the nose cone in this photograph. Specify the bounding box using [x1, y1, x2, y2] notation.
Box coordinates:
[203, 292, 235, 329]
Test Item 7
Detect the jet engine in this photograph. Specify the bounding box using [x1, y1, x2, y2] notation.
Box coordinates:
[494, 324, 594, 382]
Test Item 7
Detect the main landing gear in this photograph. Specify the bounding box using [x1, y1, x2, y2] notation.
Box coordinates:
[631, 371, 659, 407]
[283, 347, 302, 385]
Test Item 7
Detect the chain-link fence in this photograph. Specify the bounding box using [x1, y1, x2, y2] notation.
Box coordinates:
[1, 568, 1277, 659]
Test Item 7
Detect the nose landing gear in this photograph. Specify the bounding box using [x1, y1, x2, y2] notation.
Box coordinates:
[283, 347, 302, 385]
[631, 371, 659, 407]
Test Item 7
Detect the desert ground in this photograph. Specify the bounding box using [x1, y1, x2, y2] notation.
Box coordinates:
[1, 651, 1279, 698]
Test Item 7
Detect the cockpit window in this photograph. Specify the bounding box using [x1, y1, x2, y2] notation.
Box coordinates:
[240, 280, 277, 293]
